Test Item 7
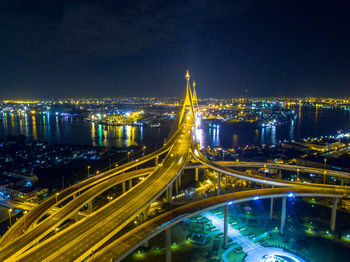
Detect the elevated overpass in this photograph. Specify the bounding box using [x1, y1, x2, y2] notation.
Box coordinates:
[192, 148, 350, 190]
[4, 158, 350, 261]
[0, 167, 156, 260]
[187, 161, 350, 181]
[1, 71, 349, 262]
[5, 71, 198, 261]
[0, 124, 183, 248]
[2, 172, 38, 184]
[12, 115, 194, 262]
[86, 187, 350, 262]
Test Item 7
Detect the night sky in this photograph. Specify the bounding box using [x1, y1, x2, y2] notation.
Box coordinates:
[1, 0, 350, 99]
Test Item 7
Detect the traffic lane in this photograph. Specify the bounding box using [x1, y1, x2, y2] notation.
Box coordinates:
[17, 126, 192, 261]
[91, 186, 348, 261]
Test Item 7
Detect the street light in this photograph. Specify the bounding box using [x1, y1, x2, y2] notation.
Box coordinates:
[8, 209, 13, 227]
[53, 227, 59, 235]
[55, 193, 59, 203]
[87, 166, 91, 178]
[127, 151, 131, 162]
[134, 220, 139, 243]
[297, 168, 300, 181]
[323, 171, 326, 184]
[23, 210, 27, 231]
[324, 158, 327, 169]
[143, 146, 146, 155]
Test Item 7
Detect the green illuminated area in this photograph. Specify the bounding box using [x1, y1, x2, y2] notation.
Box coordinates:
[124, 198, 350, 262]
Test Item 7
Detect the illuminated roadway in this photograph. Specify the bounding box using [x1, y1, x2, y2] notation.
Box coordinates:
[85, 187, 350, 262]
[2, 72, 350, 262]
[5, 154, 345, 251]
[3, 129, 350, 261]
[0, 167, 155, 260]
[5, 158, 349, 261]
[192, 148, 350, 190]
[0, 125, 182, 249]
[12, 139, 347, 262]
[11, 117, 194, 262]
[187, 161, 350, 180]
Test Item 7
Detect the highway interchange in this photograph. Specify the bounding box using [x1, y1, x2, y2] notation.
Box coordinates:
[5, 116, 193, 262]
[1, 75, 350, 261]
[88, 187, 350, 262]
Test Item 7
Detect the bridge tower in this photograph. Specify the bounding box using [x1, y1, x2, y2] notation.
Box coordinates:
[192, 80, 199, 113]
[178, 70, 195, 127]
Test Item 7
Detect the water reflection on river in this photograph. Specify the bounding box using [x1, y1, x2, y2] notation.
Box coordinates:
[0, 107, 349, 149]
[196, 106, 350, 148]
[0, 113, 172, 150]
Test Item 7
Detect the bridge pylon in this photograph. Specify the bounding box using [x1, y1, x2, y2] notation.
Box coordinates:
[178, 70, 195, 127]
[192, 80, 199, 113]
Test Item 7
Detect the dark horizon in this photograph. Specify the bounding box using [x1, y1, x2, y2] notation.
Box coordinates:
[1, 0, 350, 99]
[3, 95, 350, 101]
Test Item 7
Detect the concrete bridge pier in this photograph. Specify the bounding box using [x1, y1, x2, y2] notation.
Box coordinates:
[142, 206, 150, 247]
[88, 201, 93, 214]
[331, 198, 339, 232]
[280, 197, 287, 234]
[225, 174, 228, 189]
[166, 183, 173, 203]
[175, 177, 179, 195]
[217, 172, 221, 195]
[129, 179, 133, 190]
[122, 181, 126, 193]
[269, 186, 274, 220]
[195, 168, 199, 182]
[178, 171, 182, 188]
[142, 206, 150, 222]
[223, 205, 228, 248]
[166, 227, 171, 262]
[269, 197, 274, 220]
[75, 212, 79, 223]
